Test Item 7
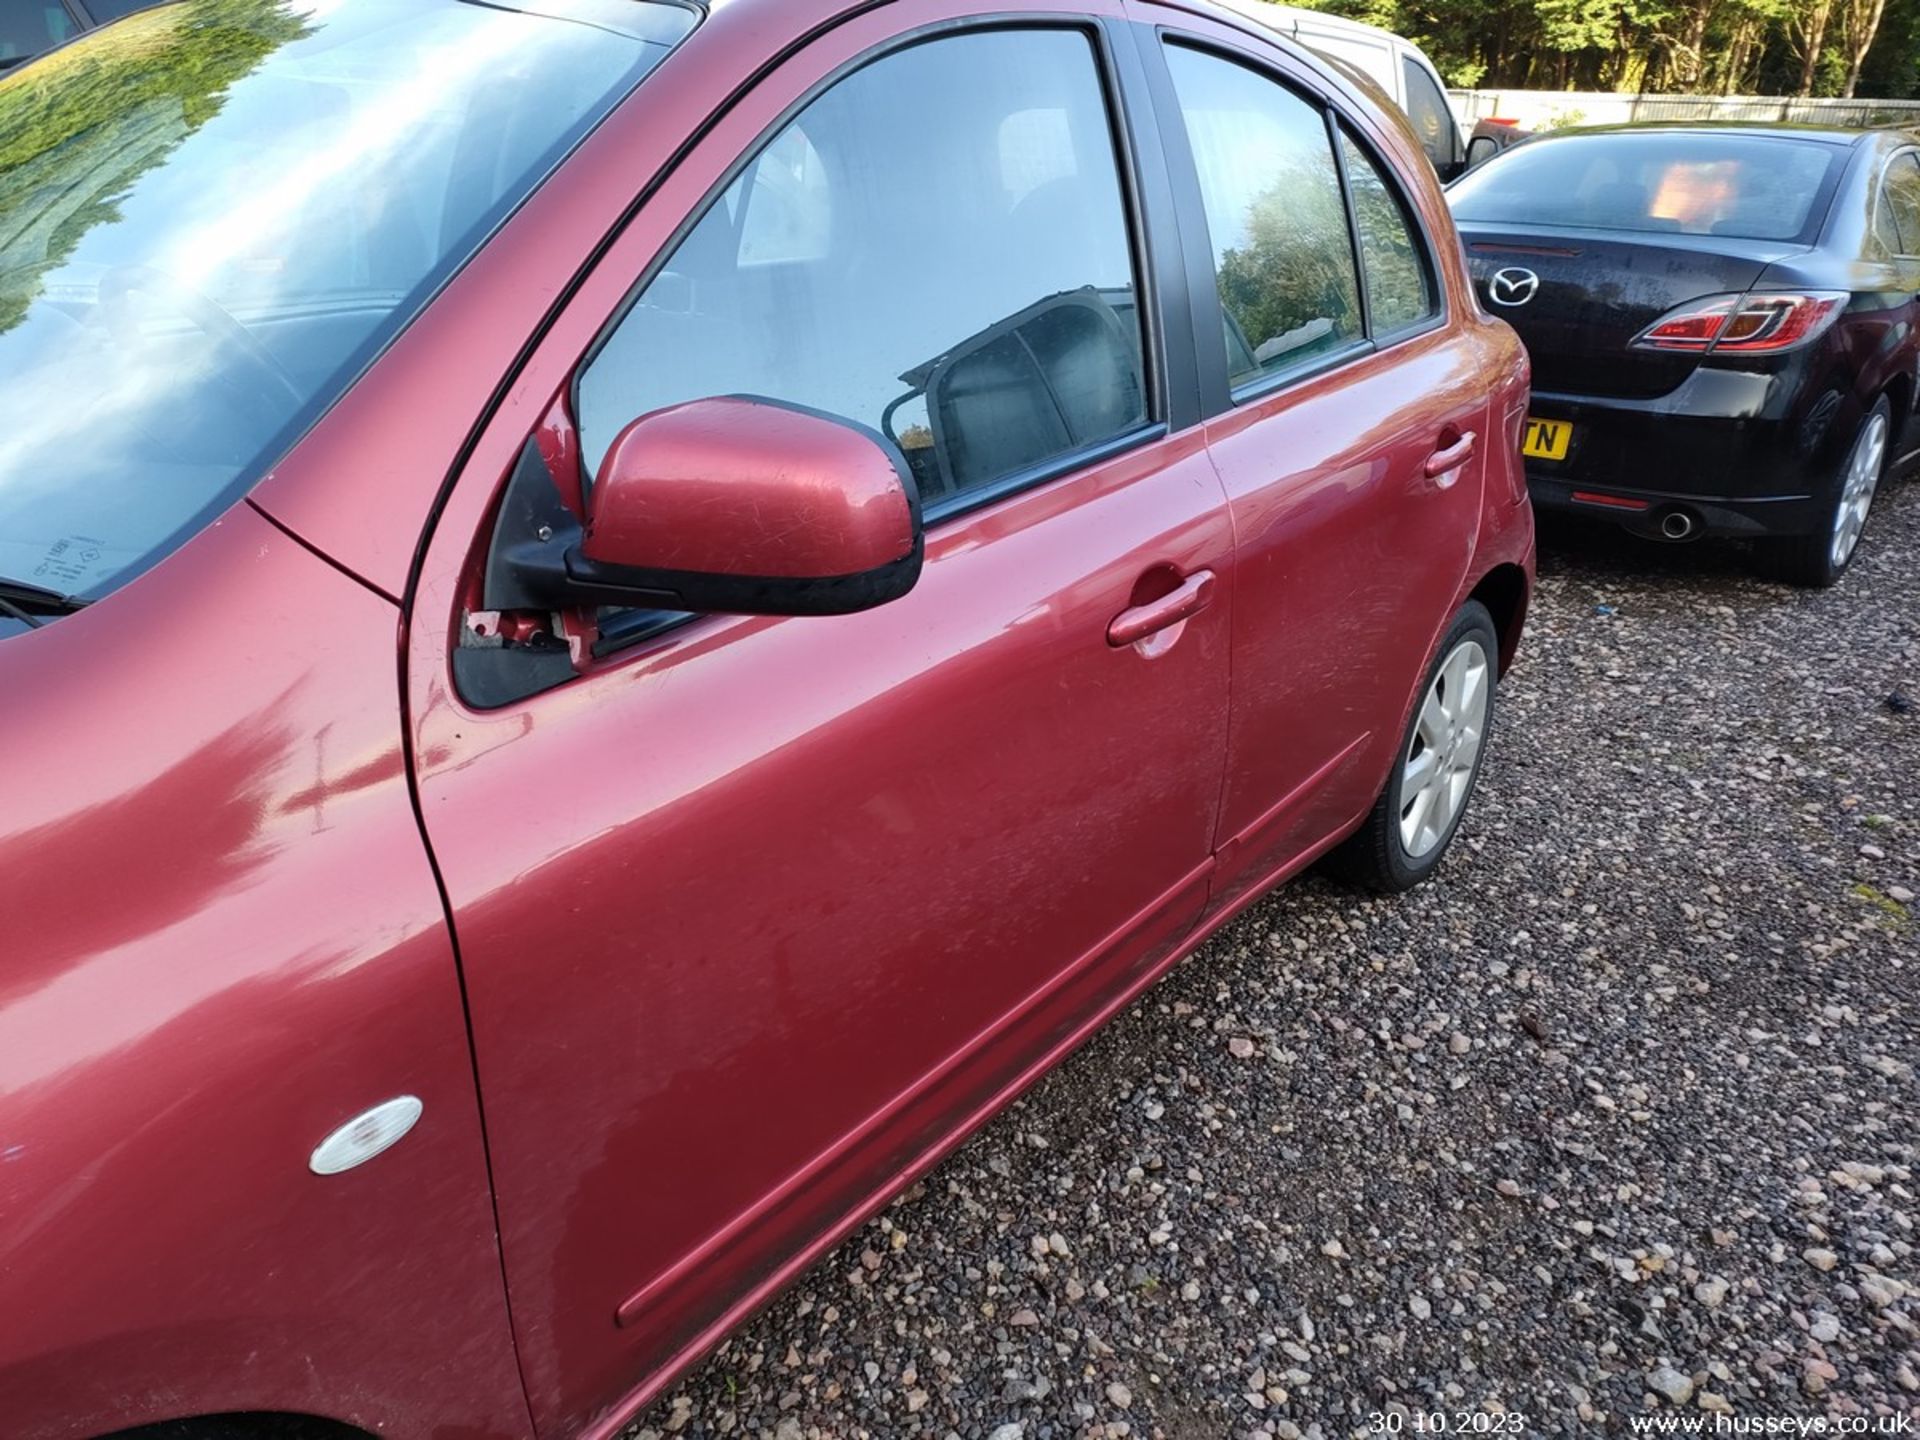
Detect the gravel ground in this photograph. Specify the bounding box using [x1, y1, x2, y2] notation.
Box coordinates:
[628, 478, 1918, 1440]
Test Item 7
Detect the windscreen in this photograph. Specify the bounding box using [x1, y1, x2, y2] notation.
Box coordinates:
[0, 0, 693, 604]
[1449, 131, 1843, 244]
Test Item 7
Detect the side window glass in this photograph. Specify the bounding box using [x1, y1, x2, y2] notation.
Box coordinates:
[577, 29, 1147, 509]
[0, 1, 74, 64]
[1400, 57, 1458, 171]
[1339, 127, 1436, 333]
[1164, 44, 1363, 390]
[735, 127, 830, 266]
[1874, 192, 1903, 258]
[1883, 153, 1920, 256]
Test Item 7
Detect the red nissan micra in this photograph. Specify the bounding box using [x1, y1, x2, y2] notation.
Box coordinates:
[0, 1, 1533, 1436]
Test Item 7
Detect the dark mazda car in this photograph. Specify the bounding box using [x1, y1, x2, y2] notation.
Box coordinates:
[1450, 123, 1920, 585]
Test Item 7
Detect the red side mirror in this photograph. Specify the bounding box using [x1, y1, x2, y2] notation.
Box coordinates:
[583, 397, 920, 610]
[489, 396, 924, 619]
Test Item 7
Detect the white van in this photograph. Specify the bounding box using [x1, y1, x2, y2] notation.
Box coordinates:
[1208, 1, 1467, 178]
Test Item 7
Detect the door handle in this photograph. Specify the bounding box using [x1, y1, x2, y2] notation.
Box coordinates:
[1108, 569, 1216, 648]
[1425, 430, 1478, 480]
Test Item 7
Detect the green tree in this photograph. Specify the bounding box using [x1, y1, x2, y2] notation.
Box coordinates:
[1274, 0, 1920, 99]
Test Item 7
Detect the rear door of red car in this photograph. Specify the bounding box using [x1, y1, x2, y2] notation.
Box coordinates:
[405, 5, 1231, 1432]
[1129, 8, 1495, 911]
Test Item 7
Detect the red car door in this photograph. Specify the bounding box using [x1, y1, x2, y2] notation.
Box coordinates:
[406, 8, 1230, 1433]
[1136, 12, 1501, 908]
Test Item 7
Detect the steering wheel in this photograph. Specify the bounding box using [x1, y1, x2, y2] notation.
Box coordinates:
[97, 265, 305, 417]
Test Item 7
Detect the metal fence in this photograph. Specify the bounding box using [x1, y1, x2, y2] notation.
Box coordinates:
[1449, 88, 1920, 131]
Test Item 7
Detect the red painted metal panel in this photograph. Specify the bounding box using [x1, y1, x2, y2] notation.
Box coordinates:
[0, 506, 529, 1440]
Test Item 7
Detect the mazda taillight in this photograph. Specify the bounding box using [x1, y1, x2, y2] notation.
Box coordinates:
[1633, 292, 1847, 354]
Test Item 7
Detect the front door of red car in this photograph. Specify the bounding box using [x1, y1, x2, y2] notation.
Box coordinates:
[407, 11, 1230, 1434]
[1138, 17, 1495, 907]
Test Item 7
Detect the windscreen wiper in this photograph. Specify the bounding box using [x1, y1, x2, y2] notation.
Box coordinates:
[0, 578, 89, 628]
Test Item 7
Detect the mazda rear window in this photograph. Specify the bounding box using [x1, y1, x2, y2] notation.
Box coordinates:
[1449, 132, 1844, 244]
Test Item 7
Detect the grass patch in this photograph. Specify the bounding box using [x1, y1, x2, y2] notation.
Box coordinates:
[1851, 882, 1912, 931]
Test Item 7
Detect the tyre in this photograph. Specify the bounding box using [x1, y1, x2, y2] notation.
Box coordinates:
[1757, 395, 1890, 588]
[1327, 601, 1499, 894]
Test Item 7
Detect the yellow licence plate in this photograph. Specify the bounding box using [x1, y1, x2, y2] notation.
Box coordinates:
[1523, 417, 1573, 461]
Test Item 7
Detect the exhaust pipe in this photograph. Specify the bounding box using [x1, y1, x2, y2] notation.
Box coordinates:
[1657, 507, 1699, 542]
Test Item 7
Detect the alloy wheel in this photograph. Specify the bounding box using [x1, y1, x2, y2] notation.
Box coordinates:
[1399, 639, 1491, 860]
[1831, 409, 1888, 570]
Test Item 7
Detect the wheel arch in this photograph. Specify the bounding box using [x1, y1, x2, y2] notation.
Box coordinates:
[1878, 369, 1912, 451]
[100, 1416, 379, 1440]
[1466, 563, 1529, 676]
